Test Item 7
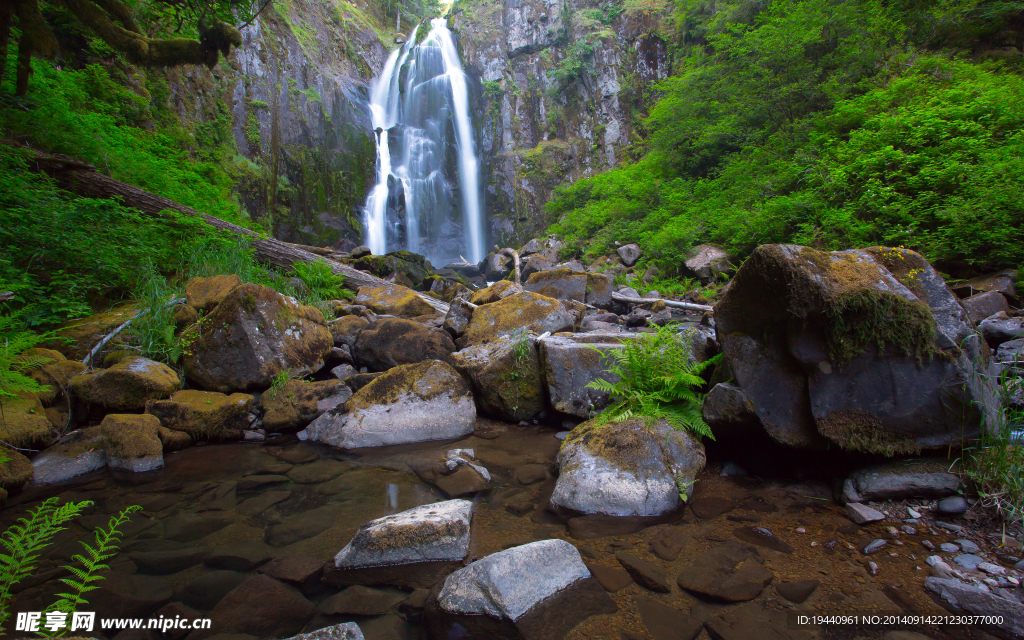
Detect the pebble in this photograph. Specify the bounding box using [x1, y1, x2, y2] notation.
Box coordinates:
[868, 561, 878, 576]
[936, 521, 964, 533]
[1009, 576, 1020, 586]
[885, 526, 900, 537]
[937, 496, 969, 515]
[983, 578, 1000, 587]
[979, 562, 1006, 576]
[863, 539, 887, 555]
[940, 543, 960, 553]
[902, 525, 916, 535]
[796, 527, 805, 533]
[907, 507, 922, 519]
[921, 540, 935, 550]
[243, 430, 265, 441]
[954, 539, 979, 554]
[810, 541, 818, 547]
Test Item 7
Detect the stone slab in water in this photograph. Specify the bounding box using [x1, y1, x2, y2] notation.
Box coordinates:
[326, 500, 472, 589]
[318, 585, 408, 616]
[426, 539, 616, 640]
[130, 546, 210, 575]
[204, 543, 275, 572]
[616, 552, 670, 593]
[191, 574, 314, 640]
[776, 579, 820, 604]
[732, 526, 795, 554]
[265, 504, 344, 547]
[584, 561, 633, 592]
[633, 594, 704, 640]
[676, 541, 772, 602]
[259, 556, 329, 593]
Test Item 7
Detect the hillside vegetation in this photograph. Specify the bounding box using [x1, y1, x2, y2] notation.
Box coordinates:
[548, 0, 1024, 278]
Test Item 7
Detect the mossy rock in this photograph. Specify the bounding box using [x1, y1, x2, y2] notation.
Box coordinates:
[524, 268, 587, 303]
[158, 426, 193, 452]
[331, 315, 370, 348]
[354, 284, 435, 318]
[146, 389, 254, 441]
[469, 281, 523, 306]
[31, 427, 107, 485]
[458, 292, 575, 348]
[261, 379, 351, 433]
[101, 414, 164, 472]
[0, 448, 34, 491]
[186, 274, 243, 313]
[183, 283, 333, 393]
[51, 304, 139, 360]
[0, 392, 54, 450]
[354, 318, 456, 372]
[70, 356, 180, 411]
[24, 356, 86, 407]
[174, 304, 200, 329]
[349, 254, 429, 289]
[450, 333, 544, 422]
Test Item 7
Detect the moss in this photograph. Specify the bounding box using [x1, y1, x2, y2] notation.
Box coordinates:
[0, 448, 34, 490]
[816, 409, 921, 456]
[561, 417, 656, 475]
[352, 519, 469, 552]
[100, 414, 163, 459]
[145, 389, 253, 440]
[461, 291, 569, 346]
[69, 356, 180, 411]
[354, 284, 435, 318]
[469, 280, 521, 305]
[345, 361, 466, 411]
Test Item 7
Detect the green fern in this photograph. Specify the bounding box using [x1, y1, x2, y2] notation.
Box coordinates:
[42, 505, 142, 635]
[0, 498, 94, 631]
[586, 324, 721, 439]
[0, 314, 54, 401]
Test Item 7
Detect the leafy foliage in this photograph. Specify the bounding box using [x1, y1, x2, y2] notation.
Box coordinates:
[291, 259, 353, 305]
[0, 315, 54, 401]
[963, 370, 1024, 525]
[548, 0, 1024, 277]
[0, 498, 93, 631]
[586, 324, 721, 438]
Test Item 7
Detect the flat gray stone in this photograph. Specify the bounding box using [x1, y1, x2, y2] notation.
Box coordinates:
[953, 554, 984, 570]
[954, 539, 979, 554]
[845, 503, 885, 524]
[940, 543, 960, 553]
[842, 459, 960, 503]
[925, 577, 1024, 637]
[334, 500, 473, 570]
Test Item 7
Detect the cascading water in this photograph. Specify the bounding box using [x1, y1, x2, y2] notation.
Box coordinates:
[362, 18, 486, 266]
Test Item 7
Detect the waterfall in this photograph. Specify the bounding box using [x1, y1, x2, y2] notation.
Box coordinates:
[362, 18, 486, 266]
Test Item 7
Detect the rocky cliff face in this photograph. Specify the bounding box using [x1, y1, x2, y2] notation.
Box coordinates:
[451, 0, 674, 249]
[163, 0, 393, 246]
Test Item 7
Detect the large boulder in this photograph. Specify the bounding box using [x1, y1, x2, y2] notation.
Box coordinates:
[470, 280, 522, 306]
[458, 292, 575, 348]
[0, 392, 53, 450]
[451, 333, 544, 422]
[22, 349, 86, 406]
[261, 379, 351, 432]
[524, 269, 587, 303]
[538, 335, 624, 418]
[185, 274, 243, 313]
[702, 383, 762, 440]
[520, 254, 555, 280]
[326, 500, 473, 589]
[330, 315, 370, 349]
[483, 252, 514, 281]
[924, 577, 1024, 638]
[354, 284, 434, 318]
[183, 283, 332, 392]
[551, 417, 706, 516]
[616, 244, 642, 267]
[146, 390, 254, 441]
[961, 291, 1010, 324]
[31, 427, 107, 484]
[841, 458, 961, 503]
[682, 244, 733, 284]
[0, 449, 34, 492]
[951, 268, 1017, 300]
[301, 360, 476, 449]
[442, 297, 474, 339]
[425, 539, 616, 640]
[70, 356, 180, 411]
[520, 236, 564, 262]
[585, 273, 614, 308]
[52, 304, 138, 360]
[979, 312, 1023, 348]
[714, 245, 998, 453]
[100, 413, 164, 473]
[353, 318, 455, 372]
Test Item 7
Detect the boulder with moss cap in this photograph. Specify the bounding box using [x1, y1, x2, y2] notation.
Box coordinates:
[100, 414, 164, 472]
[182, 283, 332, 392]
[146, 390, 254, 440]
[260, 379, 352, 432]
[469, 280, 522, 306]
[714, 245, 998, 453]
[354, 284, 435, 318]
[185, 274, 243, 313]
[330, 315, 370, 349]
[325, 499, 473, 589]
[458, 292, 575, 348]
[70, 356, 180, 411]
[31, 427, 107, 485]
[551, 417, 706, 517]
[20, 348, 86, 406]
[538, 335, 625, 418]
[0, 449, 34, 492]
[451, 333, 544, 422]
[354, 318, 455, 372]
[301, 361, 475, 449]
[524, 269, 587, 303]
[0, 392, 54, 450]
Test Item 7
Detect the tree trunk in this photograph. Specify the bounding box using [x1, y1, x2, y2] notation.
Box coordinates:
[17, 145, 452, 315]
[0, 3, 11, 88]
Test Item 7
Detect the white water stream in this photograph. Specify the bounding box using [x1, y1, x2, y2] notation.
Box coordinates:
[362, 19, 485, 266]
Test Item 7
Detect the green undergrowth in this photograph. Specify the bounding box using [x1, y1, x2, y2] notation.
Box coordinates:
[963, 370, 1024, 528]
[547, 0, 1024, 278]
[586, 324, 721, 438]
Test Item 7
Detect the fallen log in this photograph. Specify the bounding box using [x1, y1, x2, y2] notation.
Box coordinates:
[14, 144, 450, 315]
[611, 292, 713, 314]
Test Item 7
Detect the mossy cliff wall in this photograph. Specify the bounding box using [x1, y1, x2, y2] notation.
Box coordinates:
[450, 0, 674, 248]
[164, 0, 391, 246]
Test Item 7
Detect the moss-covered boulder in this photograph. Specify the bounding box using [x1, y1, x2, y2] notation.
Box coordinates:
[585, 273, 614, 308]
[183, 283, 332, 392]
[260, 379, 352, 432]
[469, 281, 522, 306]
[302, 360, 476, 449]
[521, 254, 555, 280]
[51, 304, 139, 360]
[715, 244, 998, 453]
[458, 292, 575, 348]
[349, 252, 430, 289]
[19, 349, 86, 407]
[551, 417, 706, 517]
[186, 274, 243, 313]
[158, 427, 192, 452]
[354, 319, 456, 372]
[443, 298, 475, 339]
[524, 269, 587, 303]
[101, 414, 164, 472]
[538, 336, 624, 418]
[354, 284, 435, 318]
[451, 333, 544, 422]
[0, 392, 55, 450]
[70, 356, 180, 411]
[331, 315, 370, 349]
[146, 390, 254, 441]
[0, 448, 34, 492]
[31, 427, 107, 485]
